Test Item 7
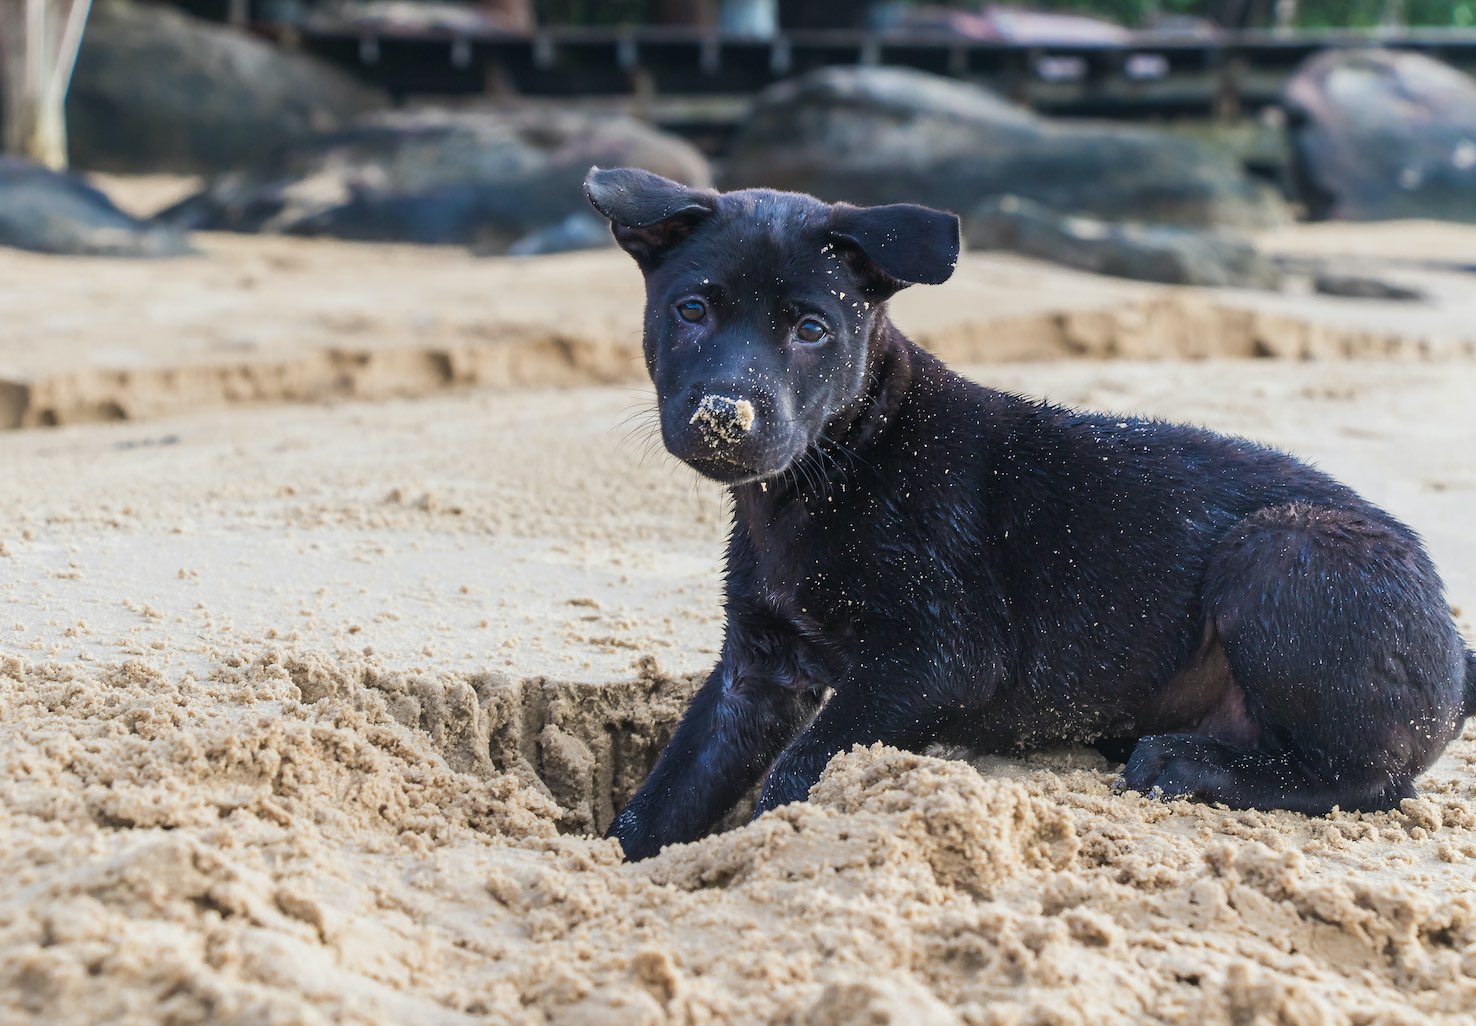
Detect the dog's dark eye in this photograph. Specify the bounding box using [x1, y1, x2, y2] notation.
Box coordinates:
[795, 318, 828, 345]
[677, 300, 707, 323]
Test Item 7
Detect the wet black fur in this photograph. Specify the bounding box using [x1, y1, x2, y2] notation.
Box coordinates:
[585, 166, 1476, 862]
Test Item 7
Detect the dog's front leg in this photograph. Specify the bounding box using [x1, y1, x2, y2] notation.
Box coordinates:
[607, 659, 821, 860]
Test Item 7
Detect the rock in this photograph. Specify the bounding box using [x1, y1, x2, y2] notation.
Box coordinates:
[723, 66, 1286, 229]
[0, 158, 191, 257]
[1284, 49, 1476, 222]
[1311, 273, 1424, 303]
[965, 196, 1279, 289]
[159, 108, 711, 251]
[63, 0, 385, 174]
[504, 212, 612, 257]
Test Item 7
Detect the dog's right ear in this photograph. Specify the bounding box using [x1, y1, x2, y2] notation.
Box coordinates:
[829, 202, 960, 292]
[585, 166, 716, 268]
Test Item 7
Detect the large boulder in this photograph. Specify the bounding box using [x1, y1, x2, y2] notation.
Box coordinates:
[159, 108, 712, 251]
[1284, 49, 1476, 222]
[63, 0, 385, 174]
[966, 196, 1279, 289]
[723, 66, 1287, 229]
[0, 158, 190, 256]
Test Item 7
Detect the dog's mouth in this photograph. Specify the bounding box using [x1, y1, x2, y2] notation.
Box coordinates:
[680, 452, 779, 486]
[675, 439, 810, 486]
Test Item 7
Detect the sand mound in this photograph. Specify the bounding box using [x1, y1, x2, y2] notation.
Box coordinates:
[6, 647, 1476, 1025]
[0, 652, 555, 1024]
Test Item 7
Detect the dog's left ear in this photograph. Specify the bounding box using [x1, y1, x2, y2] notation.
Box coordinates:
[830, 203, 961, 291]
[585, 165, 717, 268]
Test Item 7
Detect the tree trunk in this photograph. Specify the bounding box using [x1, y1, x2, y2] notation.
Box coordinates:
[0, 0, 92, 169]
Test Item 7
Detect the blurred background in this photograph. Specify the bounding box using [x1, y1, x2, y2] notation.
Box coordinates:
[3, 0, 1476, 429]
[3, 0, 1476, 264]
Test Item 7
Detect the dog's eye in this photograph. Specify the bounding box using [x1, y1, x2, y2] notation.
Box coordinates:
[795, 318, 828, 345]
[677, 300, 707, 323]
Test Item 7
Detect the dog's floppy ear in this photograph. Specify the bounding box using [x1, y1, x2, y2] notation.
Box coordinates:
[830, 202, 961, 291]
[585, 166, 717, 267]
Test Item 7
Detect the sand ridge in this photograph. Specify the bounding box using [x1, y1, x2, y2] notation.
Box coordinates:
[5, 220, 1476, 430]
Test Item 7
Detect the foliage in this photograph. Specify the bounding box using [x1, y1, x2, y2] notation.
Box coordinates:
[1292, 0, 1476, 27]
[992, 0, 1474, 27]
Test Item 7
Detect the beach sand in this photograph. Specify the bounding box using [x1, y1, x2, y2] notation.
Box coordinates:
[3, 208, 1476, 1024]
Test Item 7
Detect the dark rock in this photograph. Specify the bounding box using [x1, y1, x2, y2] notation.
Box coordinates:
[1311, 273, 1424, 302]
[723, 66, 1287, 229]
[504, 212, 612, 257]
[64, 0, 385, 174]
[966, 195, 1279, 289]
[1284, 49, 1476, 222]
[0, 158, 191, 257]
[160, 108, 711, 251]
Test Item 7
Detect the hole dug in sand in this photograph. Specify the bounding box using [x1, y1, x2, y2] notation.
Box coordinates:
[282, 648, 1092, 886]
[282, 651, 704, 837]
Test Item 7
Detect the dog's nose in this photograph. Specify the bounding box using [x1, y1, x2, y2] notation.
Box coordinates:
[689, 393, 755, 447]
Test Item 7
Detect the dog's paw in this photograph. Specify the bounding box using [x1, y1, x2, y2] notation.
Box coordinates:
[606, 804, 663, 862]
[1113, 734, 1208, 801]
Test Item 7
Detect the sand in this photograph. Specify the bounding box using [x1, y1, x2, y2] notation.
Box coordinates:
[5, 208, 1476, 430]
[4, 208, 1476, 1025]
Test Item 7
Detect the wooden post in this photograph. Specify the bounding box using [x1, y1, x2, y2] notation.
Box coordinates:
[0, 0, 92, 169]
[1214, 52, 1246, 123]
[1273, 0, 1298, 35]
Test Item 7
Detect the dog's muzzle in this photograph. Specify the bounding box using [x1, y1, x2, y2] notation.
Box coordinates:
[689, 394, 756, 448]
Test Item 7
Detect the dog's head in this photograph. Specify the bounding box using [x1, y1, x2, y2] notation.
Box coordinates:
[586, 167, 959, 485]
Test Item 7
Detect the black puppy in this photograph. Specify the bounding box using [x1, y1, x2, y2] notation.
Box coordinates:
[585, 166, 1476, 862]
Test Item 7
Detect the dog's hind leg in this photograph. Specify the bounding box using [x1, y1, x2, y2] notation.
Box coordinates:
[1117, 503, 1468, 814]
[1117, 732, 1416, 813]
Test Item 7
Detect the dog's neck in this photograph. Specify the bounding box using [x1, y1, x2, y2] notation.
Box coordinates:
[828, 314, 916, 457]
[731, 312, 914, 523]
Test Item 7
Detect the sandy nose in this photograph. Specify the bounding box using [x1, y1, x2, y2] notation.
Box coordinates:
[689, 394, 756, 446]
